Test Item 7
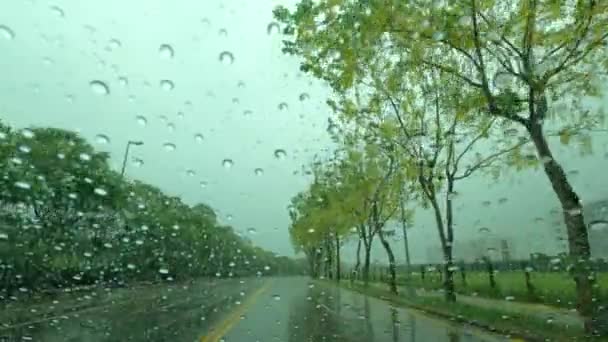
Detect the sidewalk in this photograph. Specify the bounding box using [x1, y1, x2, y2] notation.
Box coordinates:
[403, 285, 584, 328]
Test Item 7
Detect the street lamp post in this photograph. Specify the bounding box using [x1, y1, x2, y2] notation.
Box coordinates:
[120, 140, 144, 177]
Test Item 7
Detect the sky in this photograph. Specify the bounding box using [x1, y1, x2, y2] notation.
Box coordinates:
[1, 0, 607, 263]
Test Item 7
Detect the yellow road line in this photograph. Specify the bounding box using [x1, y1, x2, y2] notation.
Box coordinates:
[200, 280, 271, 342]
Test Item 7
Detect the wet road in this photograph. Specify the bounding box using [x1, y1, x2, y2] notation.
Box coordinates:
[1, 277, 509, 342]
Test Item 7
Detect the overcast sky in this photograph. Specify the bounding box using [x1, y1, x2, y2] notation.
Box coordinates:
[1, 0, 607, 263]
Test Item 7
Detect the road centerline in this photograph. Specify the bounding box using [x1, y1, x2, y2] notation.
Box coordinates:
[200, 280, 272, 342]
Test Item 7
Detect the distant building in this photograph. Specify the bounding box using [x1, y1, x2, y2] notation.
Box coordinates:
[549, 199, 608, 259]
[424, 237, 515, 264]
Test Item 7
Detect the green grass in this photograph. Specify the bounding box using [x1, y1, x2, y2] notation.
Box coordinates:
[336, 280, 593, 342]
[397, 271, 608, 309]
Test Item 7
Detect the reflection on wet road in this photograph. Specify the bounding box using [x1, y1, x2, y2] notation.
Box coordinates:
[219, 277, 505, 342]
[1, 277, 508, 342]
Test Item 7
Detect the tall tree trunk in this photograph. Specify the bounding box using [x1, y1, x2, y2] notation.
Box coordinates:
[378, 230, 398, 294]
[443, 178, 456, 302]
[399, 196, 412, 280]
[335, 232, 341, 282]
[527, 120, 596, 332]
[363, 243, 372, 286]
[428, 192, 456, 302]
[353, 238, 362, 282]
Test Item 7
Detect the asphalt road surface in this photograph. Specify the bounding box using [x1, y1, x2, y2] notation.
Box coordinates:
[1, 277, 511, 342]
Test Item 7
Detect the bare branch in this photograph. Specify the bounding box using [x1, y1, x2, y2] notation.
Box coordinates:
[454, 138, 529, 180]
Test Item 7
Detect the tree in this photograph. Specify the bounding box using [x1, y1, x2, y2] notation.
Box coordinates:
[275, 1, 606, 326]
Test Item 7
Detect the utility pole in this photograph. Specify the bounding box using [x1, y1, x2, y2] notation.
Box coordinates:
[120, 140, 144, 177]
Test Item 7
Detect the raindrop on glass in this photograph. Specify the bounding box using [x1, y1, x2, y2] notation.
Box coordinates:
[590, 221, 608, 232]
[200, 181, 208, 188]
[167, 122, 175, 132]
[278, 102, 288, 111]
[0, 25, 15, 40]
[274, 149, 287, 160]
[93, 188, 108, 196]
[95, 134, 110, 144]
[298, 93, 309, 101]
[272, 294, 281, 301]
[159, 44, 174, 59]
[194, 133, 204, 143]
[163, 142, 176, 151]
[186, 169, 196, 177]
[219, 51, 235, 65]
[132, 158, 144, 167]
[14, 181, 31, 190]
[108, 38, 121, 50]
[247, 227, 257, 235]
[50, 5, 65, 17]
[79, 153, 91, 161]
[90, 80, 110, 95]
[254, 168, 264, 176]
[159, 268, 169, 275]
[267, 22, 280, 35]
[18, 145, 31, 153]
[21, 129, 35, 139]
[118, 76, 128, 87]
[160, 80, 174, 91]
[222, 159, 234, 169]
[136, 115, 148, 126]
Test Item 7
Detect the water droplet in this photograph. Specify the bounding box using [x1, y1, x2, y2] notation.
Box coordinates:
[18, 145, 31, 153]
[127, 264, 136, 270]
[200, 181, 208, 188]
[160, 80, 174, 91]
[186, 169, 196, 177]
[432, 31, 445, 41]
[505, 296, 515, 301]
[136, 115, 148, 126]
[132, 158, 144, 167]
[167, 122, 175, 132]
[159, 44, 174, 59]
[222, 159, 234, 169]
[227, 214, 233, 220]
[95, 134, 110, 144]
[307, 228, 315, 233]
[118, 76, 128, 87]
[590, 221, 608, 232]
[0, 232, 8, 240]
[498, 197, 508, 204]
[264, 265, 270, 271]
[10, 157, 22, 164]
[21, 129, 35, 139]
[254, 168, 264, 176]
[218, 28, 228, 36]
[219, 51, 235, 65]
[163, 142, 176, 151]
[479, 227, 490, 234]
[298, 93, 310, 101]
[159, 268, 169, 275]
[50, 5, 65, 17]
[247, 227, 257, 234]
[90, 80, 109, 95]
[278, 102, 288, 111]
[194, 133, 204, 143]
[274, 149, 287, 160]
[0, 25, 15, 40]
[272, 294, 281, 301]
[79, 153, 91, 161]
[94, 188, 107, 196]
[108, 38, 121, 50]
[14, 181, 31, 190]
[267, 22, 280, 35]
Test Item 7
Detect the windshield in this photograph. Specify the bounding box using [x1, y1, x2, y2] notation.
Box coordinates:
[1, 0, 607, 341]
